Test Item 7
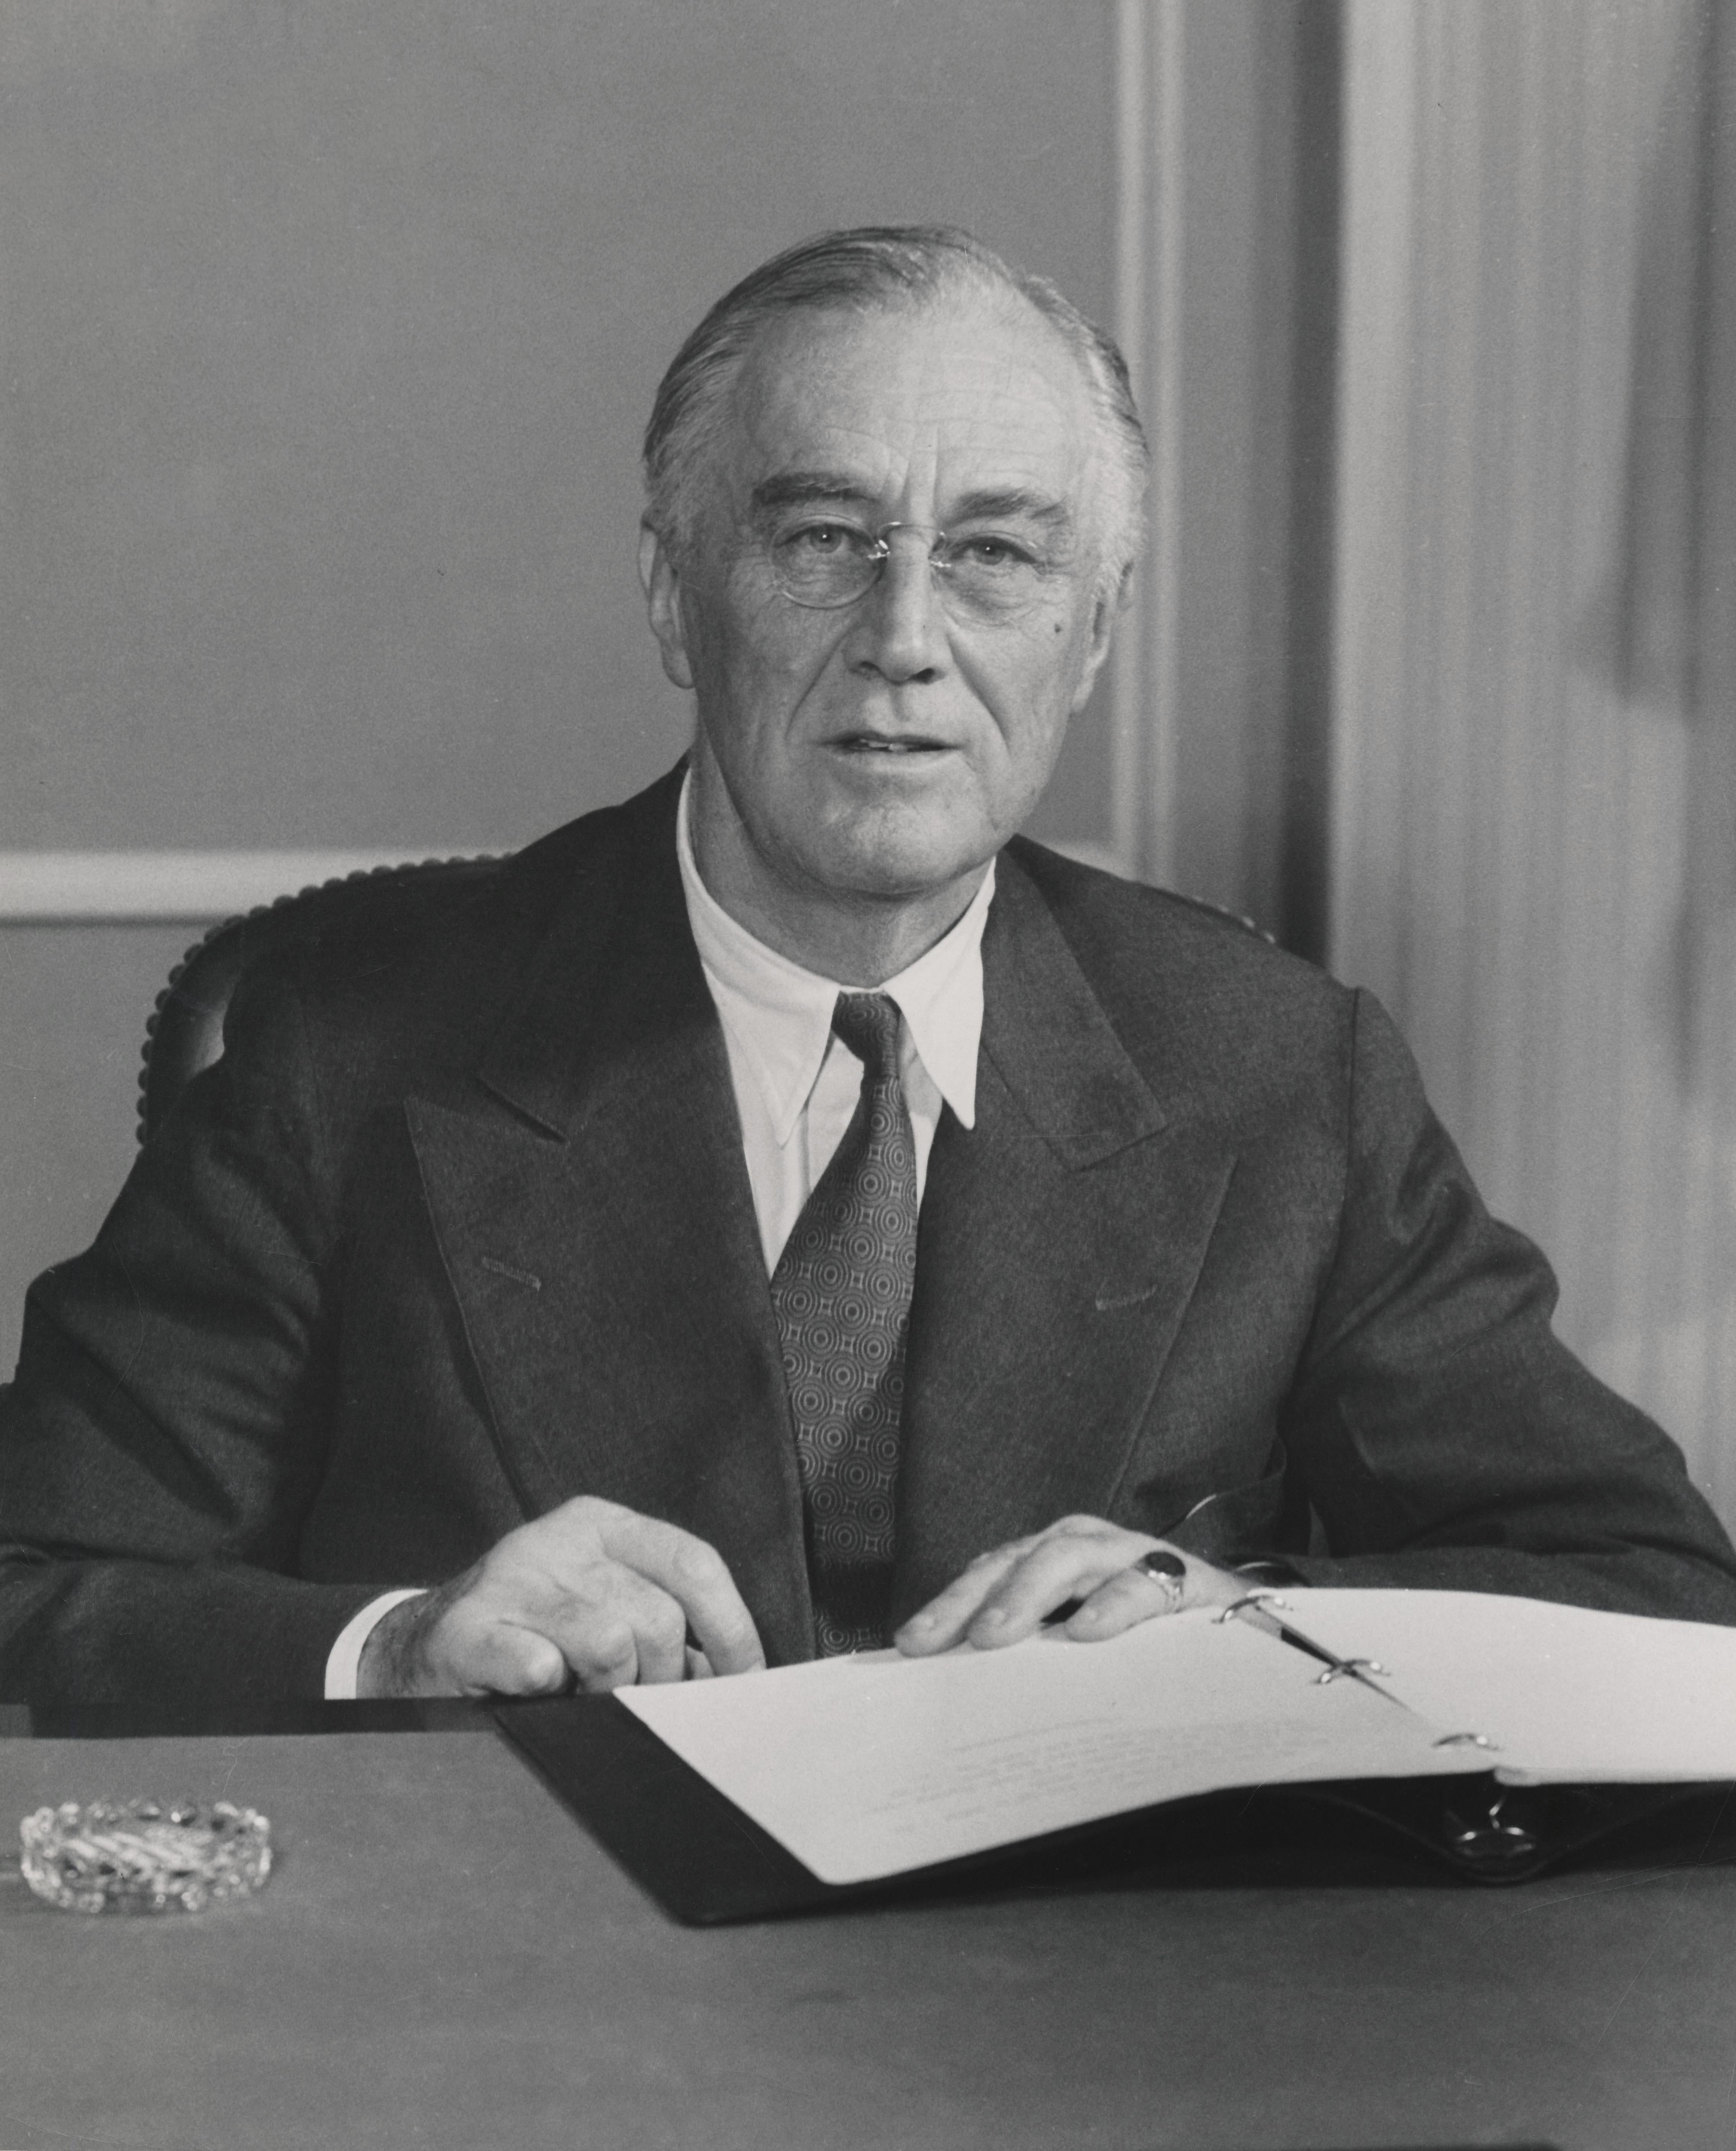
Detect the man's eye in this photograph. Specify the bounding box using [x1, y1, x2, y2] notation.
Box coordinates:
[952, 535, 1036, 569]
[779, 522, 870, 558]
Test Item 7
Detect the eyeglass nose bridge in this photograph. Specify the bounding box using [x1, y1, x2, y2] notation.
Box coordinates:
[861, 521, 945, 570]
[857, 524, 969, 610]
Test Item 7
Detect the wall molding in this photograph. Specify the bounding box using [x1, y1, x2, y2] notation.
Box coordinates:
[1111, 0, 1186, 888]
[0, 850, 479, 925]
[0, 840, 1132, 925]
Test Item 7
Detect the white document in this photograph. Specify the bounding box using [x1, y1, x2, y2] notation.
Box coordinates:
[617, 1590, 1736, 1886]
[1282, 1588, 1736, 1786]
[619, 1608, 1469, 1886]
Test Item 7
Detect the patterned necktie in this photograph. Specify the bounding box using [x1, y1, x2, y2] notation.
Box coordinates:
[770, 992, 919, 1655]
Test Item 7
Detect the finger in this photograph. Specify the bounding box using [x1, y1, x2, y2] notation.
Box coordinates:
[1062, 1561, 1188, 1640]
[960, 1527, 1150, 1647]
[443, 1616, 573, 1698]
[685, 1646, 715, 1680]
[456, 1581, 670, 1694]
[894, 1540, 1036, 1655]
[1065, 1546, 1250, 1640]
[591, 1512, 766, 1676]
[557, 1613, 641, 1693]
[600, 1568, 690, 1686]
[527, 1566, 692, 1689]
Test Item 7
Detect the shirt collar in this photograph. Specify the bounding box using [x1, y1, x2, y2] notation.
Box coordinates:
[675, 767, 991, 1143]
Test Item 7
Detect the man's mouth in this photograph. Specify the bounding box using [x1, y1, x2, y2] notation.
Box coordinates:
[834, 734, 951, 754]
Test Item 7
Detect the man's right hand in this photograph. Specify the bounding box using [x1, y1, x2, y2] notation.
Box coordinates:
[356, 1495, 766, 1698]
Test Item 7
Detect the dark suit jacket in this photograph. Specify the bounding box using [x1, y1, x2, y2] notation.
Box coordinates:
[4, 766, 1736, 1706]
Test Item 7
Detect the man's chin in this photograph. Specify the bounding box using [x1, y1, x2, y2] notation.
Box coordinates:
[796, 812, 997, 908]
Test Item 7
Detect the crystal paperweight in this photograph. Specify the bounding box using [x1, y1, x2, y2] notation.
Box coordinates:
[19, 1798, 272, 1914]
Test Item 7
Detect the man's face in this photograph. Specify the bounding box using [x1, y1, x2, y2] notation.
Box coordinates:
[643, 294, 1122, 923]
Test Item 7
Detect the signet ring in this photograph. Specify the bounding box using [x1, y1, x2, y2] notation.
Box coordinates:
[1130, 1546, 1187, 1608]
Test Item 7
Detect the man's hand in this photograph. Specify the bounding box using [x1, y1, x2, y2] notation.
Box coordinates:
[357, 1496, 766, 1698]
[894, 1514, 1248, 1656]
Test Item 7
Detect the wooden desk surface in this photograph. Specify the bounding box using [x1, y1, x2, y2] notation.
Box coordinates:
[1, 1725, 1731, 2151]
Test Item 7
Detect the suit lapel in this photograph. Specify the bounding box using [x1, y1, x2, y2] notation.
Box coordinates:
[404, 784, 1240, 1658]
[406, 778, 814, 1665]
[893, 855, 1238, 1621]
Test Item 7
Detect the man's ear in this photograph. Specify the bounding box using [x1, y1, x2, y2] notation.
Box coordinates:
[1069, 565, 1128, 715]
[640, 522, 695, 692]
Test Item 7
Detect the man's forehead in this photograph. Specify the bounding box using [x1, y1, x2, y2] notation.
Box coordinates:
[722, 294, 1101, 505]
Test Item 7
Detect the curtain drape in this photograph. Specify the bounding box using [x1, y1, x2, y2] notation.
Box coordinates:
[1332, 0, 1736, 1526]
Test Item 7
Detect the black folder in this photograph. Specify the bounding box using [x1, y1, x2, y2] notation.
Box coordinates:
[492, 1692, 1736, 1925]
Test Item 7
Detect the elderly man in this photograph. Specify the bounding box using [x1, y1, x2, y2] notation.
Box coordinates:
[3, 225, 1735, 1710]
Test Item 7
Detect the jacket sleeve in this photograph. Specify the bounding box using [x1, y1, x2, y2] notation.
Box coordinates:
[1275, 989, 1736, 1621]
[0, 958, 386, 1706]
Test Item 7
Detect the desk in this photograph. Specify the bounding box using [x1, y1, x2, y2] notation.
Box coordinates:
[2, 1722, 1733, 2151]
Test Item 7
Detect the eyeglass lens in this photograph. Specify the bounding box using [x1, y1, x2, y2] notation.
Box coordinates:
[769, 524, 1046, 618]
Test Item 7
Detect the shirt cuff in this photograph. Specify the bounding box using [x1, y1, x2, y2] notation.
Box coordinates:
[324, 1588, 429, 1699]
[1234, 1559, 1307, 1585]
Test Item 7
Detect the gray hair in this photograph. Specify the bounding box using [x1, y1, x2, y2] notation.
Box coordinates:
[642, 224, 1148, 600]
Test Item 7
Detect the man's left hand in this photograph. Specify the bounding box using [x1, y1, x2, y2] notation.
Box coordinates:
[893, 1515, 1249, 1656]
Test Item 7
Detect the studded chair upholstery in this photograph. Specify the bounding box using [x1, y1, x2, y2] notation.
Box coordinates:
[136, 853, 1276, 1145]
[136, 857, 496, 1145]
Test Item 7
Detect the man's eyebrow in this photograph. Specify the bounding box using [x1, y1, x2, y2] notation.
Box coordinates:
[747, 476, 1076, 530]
[948, 489, 1074, 530]
[749, 472, 878, 514]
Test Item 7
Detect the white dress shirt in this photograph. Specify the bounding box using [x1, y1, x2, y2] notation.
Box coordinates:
[674, 770, 991, 1268]
[323, 773, 995, 1695]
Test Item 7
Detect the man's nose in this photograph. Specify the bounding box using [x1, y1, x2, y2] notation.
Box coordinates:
[846, 538, 948, 683]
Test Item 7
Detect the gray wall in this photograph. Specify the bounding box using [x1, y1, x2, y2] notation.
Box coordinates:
[2, 0, 1116, 852]
[0, 1, 1119, 1368]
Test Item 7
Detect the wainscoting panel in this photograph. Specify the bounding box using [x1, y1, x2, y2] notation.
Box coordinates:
[0, 925, 198, 1374]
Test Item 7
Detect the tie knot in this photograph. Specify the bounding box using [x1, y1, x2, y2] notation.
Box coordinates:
[831, 992, 902, 1079]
